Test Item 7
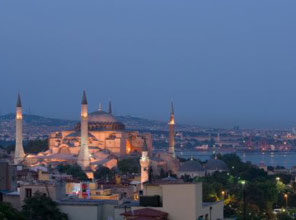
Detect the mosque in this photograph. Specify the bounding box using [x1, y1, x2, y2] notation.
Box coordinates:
[47, 92, 152, 160]
[13, 91, 177, 174]
[12, 91, 228, 189]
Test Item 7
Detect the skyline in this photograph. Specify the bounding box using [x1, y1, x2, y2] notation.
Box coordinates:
[1, 0, 296, 129]
[1, 91, 296, 130]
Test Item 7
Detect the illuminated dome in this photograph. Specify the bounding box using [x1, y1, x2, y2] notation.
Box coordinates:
[76, 110, 125, 131]
[88, 110, 119, 123]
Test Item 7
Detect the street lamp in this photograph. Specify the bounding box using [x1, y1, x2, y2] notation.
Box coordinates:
[221, 190, 225, 200]
[284, 193, 288, 209]
[240, 180, 246, 220]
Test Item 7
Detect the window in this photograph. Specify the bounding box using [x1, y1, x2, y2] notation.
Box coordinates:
[25, 188, 32, 198]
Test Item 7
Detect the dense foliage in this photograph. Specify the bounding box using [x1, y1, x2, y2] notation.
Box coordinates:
[0, 202, 24, 220]
[56, 164, 88, 181]
[94, 166, 116, 180]
[22, 192, 68, 220]
[117, 158, 140, 174]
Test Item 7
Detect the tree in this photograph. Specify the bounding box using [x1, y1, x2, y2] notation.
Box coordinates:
[0, 202, 24, 220]
[245, 180, 278, 215]
[198, 154, 282, 219]
[276, 174, 292, 185]
[94, 166, 114, 180]
[56, 164, 88, 181]
[22, 192, 68, 220]
[118, 158, 140, 174]
[277, 212, 294, 220]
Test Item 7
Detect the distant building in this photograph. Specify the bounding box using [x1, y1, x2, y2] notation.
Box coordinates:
[177, 158, 229, 178]
[204, 159, 228, 175]
[178, 159, 205, 178]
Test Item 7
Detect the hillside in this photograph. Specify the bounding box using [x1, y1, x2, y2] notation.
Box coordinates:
[0, 113, 197, 143]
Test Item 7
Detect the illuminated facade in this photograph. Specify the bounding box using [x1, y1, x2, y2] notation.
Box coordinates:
[47, 94, 153, 164]
[14, 92, 152, 169]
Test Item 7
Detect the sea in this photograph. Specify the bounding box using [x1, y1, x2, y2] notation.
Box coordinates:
[176, 151, 296, 168]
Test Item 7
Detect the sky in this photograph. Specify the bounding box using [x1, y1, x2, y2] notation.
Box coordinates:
[1, 0, 296, 129]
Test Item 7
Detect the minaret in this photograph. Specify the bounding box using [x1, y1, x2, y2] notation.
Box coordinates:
[108, 100, 112, 114]
[168, 101, 175, 157]
[140, 138, 150, 190]
[14, 93, 25, 164]
[77, 90, 90, 169]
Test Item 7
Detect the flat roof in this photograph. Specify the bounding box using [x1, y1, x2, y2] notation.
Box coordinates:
[58, 198, 118, 206]
[0, 191, 19, 196]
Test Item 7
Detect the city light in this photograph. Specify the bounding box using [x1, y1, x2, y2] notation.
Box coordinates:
[284, 194, 288, 209]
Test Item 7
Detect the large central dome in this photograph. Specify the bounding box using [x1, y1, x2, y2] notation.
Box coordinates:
[88, 110, 119, 123]
[76, 110, 125, 131]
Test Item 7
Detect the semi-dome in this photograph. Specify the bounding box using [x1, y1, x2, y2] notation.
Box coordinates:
[205, 159, 228, 171]
[76, 110, 125, 131]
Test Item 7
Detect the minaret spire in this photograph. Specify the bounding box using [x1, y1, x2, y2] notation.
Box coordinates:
[168, 101, 175, 157]
[81, 90, 87, 105]
[78, 90, 90, 169]
[16, 93, 22, 107]
[14, 93, 25, 164]
[108, 100, 112, 114]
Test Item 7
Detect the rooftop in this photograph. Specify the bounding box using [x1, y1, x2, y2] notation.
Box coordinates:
[121, 208, 168, 218]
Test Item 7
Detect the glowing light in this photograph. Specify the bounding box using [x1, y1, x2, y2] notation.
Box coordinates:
[169, 115, 175, 125]
[81, 112, 88, 118]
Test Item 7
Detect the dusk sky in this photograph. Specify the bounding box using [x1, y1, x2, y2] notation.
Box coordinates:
[1, 0, 296, 129]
